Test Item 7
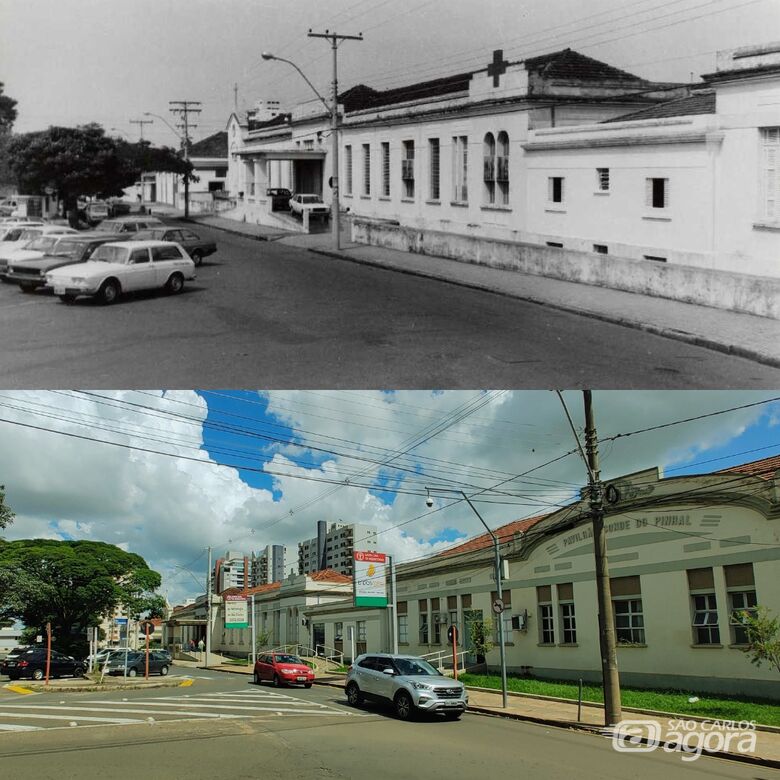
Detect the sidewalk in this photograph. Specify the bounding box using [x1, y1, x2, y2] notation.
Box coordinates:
[187, 212, 780, 368]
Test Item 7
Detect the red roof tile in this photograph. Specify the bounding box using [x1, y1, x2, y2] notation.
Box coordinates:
[221, 581, 281, 597]
[716, 454, 780, 480]
[437, 514, 548, 557]
[309, 569, 352, 584]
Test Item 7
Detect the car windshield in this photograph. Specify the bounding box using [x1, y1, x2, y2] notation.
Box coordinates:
[24, 236, 60, 252]
[135, 230, 167, 241]
[91, 245, 129, 264]
[393, 658, 440, 676]
[302, 196, 321, 204]
[50, 239, 86, 258]
[19, 229, 43, 241]
[274, 655, 304, 664]
[95, 221, 123, 232]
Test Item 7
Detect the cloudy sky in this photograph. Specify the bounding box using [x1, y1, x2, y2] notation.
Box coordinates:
[0, 389, 778, 606]
[2, 0, 779, 146]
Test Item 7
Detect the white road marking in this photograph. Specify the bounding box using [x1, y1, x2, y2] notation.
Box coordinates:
[0, 711, 144, 725]
[0, 723, 43, 731]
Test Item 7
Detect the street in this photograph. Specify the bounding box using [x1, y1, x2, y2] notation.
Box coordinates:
[1, 222, 777, 388]
[0, 669, 774, 779]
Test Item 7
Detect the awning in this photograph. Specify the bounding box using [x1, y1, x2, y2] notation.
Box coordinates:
[234, 149, 327, 161]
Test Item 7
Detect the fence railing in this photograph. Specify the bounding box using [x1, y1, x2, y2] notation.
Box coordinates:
[269, 642, 345, 670]
[419, 647, 469, 672]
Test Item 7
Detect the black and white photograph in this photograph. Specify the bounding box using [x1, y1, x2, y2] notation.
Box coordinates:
[1, 1, 780, 778]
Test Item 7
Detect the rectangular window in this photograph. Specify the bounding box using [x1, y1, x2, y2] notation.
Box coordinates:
[402, 140, 415, 199]
[687, 568, 719, 645]
[356, 620, 366, 642]
[548, 176, 564, 203]
[344, 146, 353, 196]
[611, 575, 644, 644]
[725, 563, 757, 645]
[644, 255, 667, 263]
[334, 622, 343, 641]
[429, 138, 440, 201]
[597, 168, 610, 191]
[546, 241, 563, 248]
[558, 583, 576, 644]
[398, 614, 408, 644]
[452, 135, 468, 203]
[593, 244, 608, 254]
[537, 585, 554, 644]
[761, 128, 780, 219]
[362, 144, 371, 196]
[646, 177, 669, 209]
[419, 615, 429, 644]
[381, 142, 390, 197]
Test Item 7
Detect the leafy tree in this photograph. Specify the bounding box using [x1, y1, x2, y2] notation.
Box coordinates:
[255, 628, 273, 651]
[0, 83, 18, 132]
[739, 606, 780, 675]
[0, 539, 162, 655]
[468, 617, 495, 663]
[0, 484, 14, 530]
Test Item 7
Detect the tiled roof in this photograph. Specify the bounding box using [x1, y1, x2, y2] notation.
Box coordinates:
[309, 569, 352, 584]
[437, 514, 548, 558]
[716, 454, 780, 480]
[247, 113, 291, 132]
[340, 72, 473, 113]
[221, 582, 281, 597]
[188, 131, 228, 158]
[524, 48, 647, 83]
[603, 91, 715, 123]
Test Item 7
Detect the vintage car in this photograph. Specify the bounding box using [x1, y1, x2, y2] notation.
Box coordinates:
[134, 227, 217, 266]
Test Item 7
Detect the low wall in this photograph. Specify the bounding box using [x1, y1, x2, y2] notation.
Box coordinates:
[351, 219, 780, 319]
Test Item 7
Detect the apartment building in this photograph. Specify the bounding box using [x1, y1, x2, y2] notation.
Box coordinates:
[298, 520, 378, 576]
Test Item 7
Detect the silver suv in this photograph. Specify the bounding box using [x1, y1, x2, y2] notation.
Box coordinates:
[345, 653, 468, 720]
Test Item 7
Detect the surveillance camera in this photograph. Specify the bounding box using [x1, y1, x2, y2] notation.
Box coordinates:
[425, 496, 434, 508]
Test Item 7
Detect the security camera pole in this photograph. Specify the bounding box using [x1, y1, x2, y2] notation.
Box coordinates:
[205, 545, 212, 669]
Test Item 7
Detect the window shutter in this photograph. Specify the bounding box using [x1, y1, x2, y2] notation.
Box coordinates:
[687, 567, 714, 590]
[765, 142, 778, 218]
[418, 598, 427, 611]
[461, 594, 472, 609]
[397, 601, 407, 614]
[724, 563, 755, 587]
[557, 582, 573, 601]
[663, 178, 669, 209]
[536, 585, 552, 602]
[610, 575, 641, 597]
[645, 178, 653, 208]
[447, 595, 457, 610]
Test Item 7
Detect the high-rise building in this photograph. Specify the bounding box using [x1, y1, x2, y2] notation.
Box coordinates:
[297, 521, 378, 576]
[250, 545, 285, 585]
[214, 550, 249, 593]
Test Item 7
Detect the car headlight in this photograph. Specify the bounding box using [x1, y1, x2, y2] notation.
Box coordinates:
[411, 682, 433, 690]
[69, 277, 86, 284]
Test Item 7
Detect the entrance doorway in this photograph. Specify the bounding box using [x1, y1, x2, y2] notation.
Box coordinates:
[312, 623, 325, 656]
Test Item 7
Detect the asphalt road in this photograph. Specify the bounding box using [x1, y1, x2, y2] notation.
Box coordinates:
[0, 670, 773, 779]
[1, 223, 778, 388]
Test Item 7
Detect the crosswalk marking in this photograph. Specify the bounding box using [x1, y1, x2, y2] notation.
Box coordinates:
[0, 687, 362, 733]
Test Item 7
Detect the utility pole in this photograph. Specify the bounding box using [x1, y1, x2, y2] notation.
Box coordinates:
[583, 390, 622, 726]
[233, 83, 239, 114]
[307, 30, 363, 250]
[169, 100, 201, 218]
[205, 545, 212, 670]
[129, 118, 153, 209]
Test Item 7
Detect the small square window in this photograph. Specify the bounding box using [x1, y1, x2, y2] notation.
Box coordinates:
[548, 176, 564, 203]
[643, 255, 667, 263]
[546, 241, 563, 248]
[597, 168, 610, 191]
[593, 244, 608, 254]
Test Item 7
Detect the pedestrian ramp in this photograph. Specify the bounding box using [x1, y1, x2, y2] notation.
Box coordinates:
[0, 688, 365, 733]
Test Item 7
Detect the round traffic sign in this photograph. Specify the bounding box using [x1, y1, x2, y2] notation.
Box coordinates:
[492, 598, 505, 614]
[140, 620, 155, 634]
[447, 625, 459, 643]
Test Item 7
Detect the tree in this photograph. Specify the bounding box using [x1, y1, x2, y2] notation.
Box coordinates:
[739, 606, 780, 675]
[0, 539, 162, 655]
[0, 83, 18, 133]
[6, 124, 193, 222]
[0, 484, 14, 531]
[468, 617, 495, 664]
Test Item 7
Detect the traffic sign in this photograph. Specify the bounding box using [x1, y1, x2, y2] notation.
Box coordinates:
[492, 598, 505, 615]
[140, 620, 155, 634]
[114, 617, 128, 625]
[447, 625, 459, 643]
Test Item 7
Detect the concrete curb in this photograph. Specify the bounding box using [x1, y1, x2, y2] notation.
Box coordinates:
[308, 248, 780, 369]
[3, 678, 189, 694]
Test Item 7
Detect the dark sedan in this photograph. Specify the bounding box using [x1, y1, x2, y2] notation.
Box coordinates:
[134, 228, 217, 266]
[1, 646, 85, 681]
[103, 650, 171, 677]
[267, 188, 292, 212]
[6, 234, 129, 291]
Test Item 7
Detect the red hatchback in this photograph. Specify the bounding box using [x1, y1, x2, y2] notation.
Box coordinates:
[253, 652, 315, 688]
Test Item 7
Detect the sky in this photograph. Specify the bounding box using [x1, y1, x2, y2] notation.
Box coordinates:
[0, 389, 778, 607]
[1, 0, 779, 147]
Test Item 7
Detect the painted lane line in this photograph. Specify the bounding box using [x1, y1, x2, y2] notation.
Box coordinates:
[0, 723, 43, 731]
[149, 695, 329, 707]
[0, 704, 241, 719]
[79, 700, 338, 714]
[0, 711, 144, 725]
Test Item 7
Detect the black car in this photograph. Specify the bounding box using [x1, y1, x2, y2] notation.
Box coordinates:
[1, 646, 85, 681]
[267, 188, 292, 212]
[133, 228, 217, 266]
[103, 650, 170, 677]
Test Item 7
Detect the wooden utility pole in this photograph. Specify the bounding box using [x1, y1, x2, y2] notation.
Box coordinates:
[583, 390, 622, 726]
[169, 100, 201, 218]
[130, 118, 153, 209]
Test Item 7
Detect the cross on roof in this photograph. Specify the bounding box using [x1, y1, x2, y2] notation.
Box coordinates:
[487, 49, 509, 88]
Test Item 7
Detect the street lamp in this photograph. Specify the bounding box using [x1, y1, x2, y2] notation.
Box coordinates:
[425, 488, 509, 708]
[261, 51, 342, 250]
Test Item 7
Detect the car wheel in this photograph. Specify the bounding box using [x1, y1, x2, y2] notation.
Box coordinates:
[304, 683, 312, 689]
[345, 682, 363, 707]
[166, 272, 184, 294]
[59, 294, 76, 304]
[127, 667, 138, 678]
[443, 711, 462, 721]
[160, 665, 169, 676]
[31, 668, 44, 681]
[98, 279, 120, 305]
[74, 665, 86, 678]
[190, 250, 203, 267]
[394, 691, 415, 721]
[253, 671, 261, 686]
[19, 283, 35, 293]
[273, 674, 282, 688]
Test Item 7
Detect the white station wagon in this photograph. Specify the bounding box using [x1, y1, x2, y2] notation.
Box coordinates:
[46, 240, 196, 304]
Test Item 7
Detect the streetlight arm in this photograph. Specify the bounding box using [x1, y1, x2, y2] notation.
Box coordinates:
[143, 111, 181, 141]
[261, 54, 331, 114]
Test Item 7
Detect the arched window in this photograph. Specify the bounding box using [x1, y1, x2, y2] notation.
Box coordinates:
[497, 131, 510, 205]
[483, 132, 496, 204]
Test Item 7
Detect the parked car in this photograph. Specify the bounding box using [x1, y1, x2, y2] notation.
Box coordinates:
[267, 188, 292, 212]
[103, 650, 170, 677]
[345, 653, 468, 720]
[45, 240, 196, 304]
[289, 193, 329, 221]
[253, 652, 314, 688]
[6, 234, 128, 291]
[1, 646, 86, 681]
[0, 226, 79, 278]
[93, 216, 164, 234]
[84, 201, 110, 226]
[134, 227, 217, 266]
[107, 200, 132, 217]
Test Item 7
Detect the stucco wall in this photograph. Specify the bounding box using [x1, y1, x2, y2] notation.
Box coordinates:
[351, 217, 780, 318]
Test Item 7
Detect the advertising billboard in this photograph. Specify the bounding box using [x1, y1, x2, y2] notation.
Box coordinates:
[224, 594, 249, 629]
[353, 551, 388, 607]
